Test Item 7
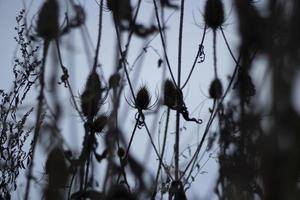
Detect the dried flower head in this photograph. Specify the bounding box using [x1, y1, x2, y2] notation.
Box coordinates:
[164, 79, 177, 108]
[135, 86, 151, 110]
[204, 0, 224, 30]
[209, 78, 223, 99]
[81, 71, 102, 118]
[37, 0, 59, 40]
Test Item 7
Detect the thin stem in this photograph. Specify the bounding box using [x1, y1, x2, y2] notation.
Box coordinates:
[113, 17, 136, 103]
[175, 0, 185, 181]
[125, 116, 140, 158]
[143, 117, 173, 180]
[24, 40, 48, 200]
[180, 53, 243, 180]
[181, 25, 207, 89]
[220, 27, 239, 65]
[152, 108, 170, 200]
[213, 30, 218, 78]
[92, 0, 104, 70]
[55, 40, 85, 121]
[152, 0, 177, 86]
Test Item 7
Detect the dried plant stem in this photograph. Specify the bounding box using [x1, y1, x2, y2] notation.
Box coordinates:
[213, 30, 218, 78]
[24, 40, 48, 200]
[92, 0, 104, 70]
[152, 108, 170, 199]
[152, 0, 177, 85]
[181, 25, 207, 89]
[55, 40, 85, 121]
[175, 0, 185, 181]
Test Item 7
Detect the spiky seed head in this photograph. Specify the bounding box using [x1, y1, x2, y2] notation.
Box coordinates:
[109, 73, 121, 89]
[37, 0, 59, 40]
[164, 79, 177, 108]
[136, 86, 151, 110]
[204, 0, 224, 30]
[92, 115, 108, 133]
[209, 78, 223, 99]
[81, 71, 102, 118]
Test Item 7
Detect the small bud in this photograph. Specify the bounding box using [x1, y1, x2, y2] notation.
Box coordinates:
[209, 78, 223, 99]
[136, 86, 150, 110]
[204, 0, 224, 30]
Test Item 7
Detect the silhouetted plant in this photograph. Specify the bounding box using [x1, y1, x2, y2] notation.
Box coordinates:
[1, 0, 300, 200]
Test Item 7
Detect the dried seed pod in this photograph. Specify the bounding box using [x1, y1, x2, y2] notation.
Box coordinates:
[209, 78, 223, 99]
[81, 71, 102, 118]
[108, 73, 121, 89]
[37, 0, 59, 40]
[204, 0, 224, 30]
[92, 115, 108, 133]
[135, 86, 151, 110]
[164, 79, 177, 108]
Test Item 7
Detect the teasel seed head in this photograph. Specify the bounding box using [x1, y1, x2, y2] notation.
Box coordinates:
[37, 0, 59, 40]
[204, 0, 224, 30]
[81, 71, 102, 119]
[164, 79, 177, 108]
[209, 78, 223, 99]
[136, 86, 151, 110]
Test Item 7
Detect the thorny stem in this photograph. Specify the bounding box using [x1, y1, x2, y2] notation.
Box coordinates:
[152, 0, 177, 86]
[181, 25, 207, 89]
[152, 108, 170, 199]
[24, 40, 48, 200]
[175, 0, 185, 181]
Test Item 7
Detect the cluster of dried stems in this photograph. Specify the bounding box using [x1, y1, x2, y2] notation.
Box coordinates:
[1, 0, 300, 199]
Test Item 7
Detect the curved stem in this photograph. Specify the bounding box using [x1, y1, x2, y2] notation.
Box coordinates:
[181, 25, 207, 89]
